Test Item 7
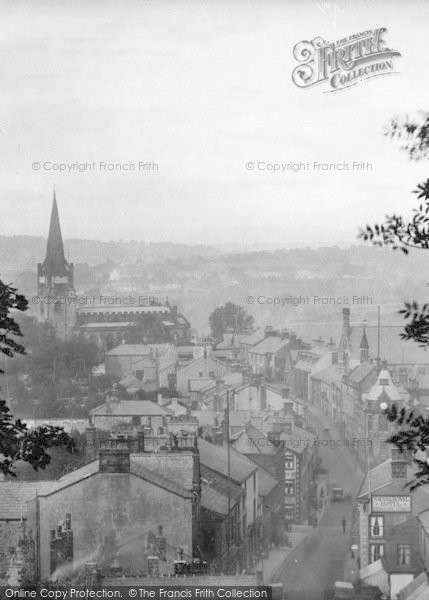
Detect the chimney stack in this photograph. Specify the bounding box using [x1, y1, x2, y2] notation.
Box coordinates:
[99, 440, 130, 473]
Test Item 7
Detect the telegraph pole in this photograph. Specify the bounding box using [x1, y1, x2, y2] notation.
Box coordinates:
[226, 391, 231, 544]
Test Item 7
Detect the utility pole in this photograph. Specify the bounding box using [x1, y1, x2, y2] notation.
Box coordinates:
[226, 391, 231, 547]
[377, 306, 381, 370]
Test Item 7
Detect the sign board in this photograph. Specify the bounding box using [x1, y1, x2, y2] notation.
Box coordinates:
[372, 495, 411, 513]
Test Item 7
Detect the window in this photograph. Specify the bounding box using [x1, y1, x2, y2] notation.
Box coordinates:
[379, 378, 389, 386]
[392, 462, 407, 479]
[253, 472, 256, 494]
[378, 414, 389, 432]
[367, 415, 374, 432]
[397, 544, 411, 566]
[369, 516, 384, 537]
[285, 455, 294, 470]
[369, 544, 384, 563]
[198, 372, 203, 377]
[132, 416, 141, 426]
[285, 480, 295, 496]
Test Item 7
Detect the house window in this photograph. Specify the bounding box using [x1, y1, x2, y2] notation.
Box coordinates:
[285, 480, 295, 496]
[397, 544, 411, 566]
[198, 372, 203, 377]
[285, 455, 294, 470]
[209, 371, 215, 378]
[367, 415, 374, 432]
[369, 516, 384, 537]
[369, 544, 384, 563]
[378, 414, 389, 432]
[132, 416, 141, 426]
[379, 379, 389, 386]
[392, 462, 407, 479]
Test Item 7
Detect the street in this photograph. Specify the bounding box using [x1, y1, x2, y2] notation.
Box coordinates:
[273, 407, 364, 600]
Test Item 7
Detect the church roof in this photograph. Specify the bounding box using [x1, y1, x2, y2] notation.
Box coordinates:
[42, 192, 70, 276]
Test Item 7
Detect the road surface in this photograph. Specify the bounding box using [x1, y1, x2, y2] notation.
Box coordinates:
[273, 407, 364, 600]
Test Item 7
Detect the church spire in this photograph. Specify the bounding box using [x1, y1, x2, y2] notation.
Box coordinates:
[43, 190, 68, 275]
[360, 325, 369, 363]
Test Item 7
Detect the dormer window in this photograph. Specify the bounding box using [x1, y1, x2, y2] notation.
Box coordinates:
[379, 379, 389, 386]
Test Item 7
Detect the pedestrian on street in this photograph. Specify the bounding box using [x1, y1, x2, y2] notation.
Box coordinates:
[342, 517, 346, 534]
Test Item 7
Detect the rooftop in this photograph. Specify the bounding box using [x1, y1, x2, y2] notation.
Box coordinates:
[240, 329, 266, 347]
[91, 399, 172, 417]
[106, 343, 172, 357]
[249, 337, 289, 355]
[201, 482, 239, 516]
[198, 438, 257, 483]
[0, 482, 55, 520]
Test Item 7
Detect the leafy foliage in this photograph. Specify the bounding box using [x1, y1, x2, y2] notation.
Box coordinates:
[0, 279, 74, 475]
[209, 302, 254, 342]
[358, 131, 429, 348]
[385, 112, 429, 161]
[385, 404, 429, 490]
[358, 180, 429, 253]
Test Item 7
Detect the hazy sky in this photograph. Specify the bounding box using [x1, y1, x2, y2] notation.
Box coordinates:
[1, 0, 429, 246]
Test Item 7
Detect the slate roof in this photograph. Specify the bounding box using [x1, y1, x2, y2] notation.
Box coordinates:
[242, 424, 276, 455]
[78, 305, 170, 315]
[201, 483, 239, 516]
[198, 439, 257, 483]
[257, 468, 278, 497]
[15, 458, 190, 501]
[249, 337, 288, 355]
[294, 359, 317, 373]
[106, 344, 170, 356]
[240, 329, 266, 347]
[344, 363, 377, 387]
[200, 465, 243, 501]
[312, 364, 344, 386]
[91, 400, 172, 417]
[0, 482, 55, 520]
[80, 322, 134, 330]
[278, 426, 316, 455]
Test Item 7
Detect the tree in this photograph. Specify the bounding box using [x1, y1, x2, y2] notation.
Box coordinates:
[0, 279, 74, 476]
[359, 115, 429, 347]
[208, 302, 254, 342]
[358, 113, 429, 488]
[384, 404, 429, 491]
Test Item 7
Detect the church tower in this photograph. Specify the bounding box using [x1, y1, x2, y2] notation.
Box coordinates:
[37, 192, 76, 337]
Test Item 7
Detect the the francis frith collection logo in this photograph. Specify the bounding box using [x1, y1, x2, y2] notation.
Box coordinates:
[292, 27, 401, 92]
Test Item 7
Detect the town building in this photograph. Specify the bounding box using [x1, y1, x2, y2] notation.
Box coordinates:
[78, 300, 191, 354]
[266, 417, 318, 525]
[89, 398, 172, 433]
[104, 343, 177, 390]
[2, 436, 200, 583]
[357, 449, 429, 598]
[197, 439, 259, 570]
[293, 347, 334, 403]
[176, 355, 229, 399]
[36, 192, 76, 337]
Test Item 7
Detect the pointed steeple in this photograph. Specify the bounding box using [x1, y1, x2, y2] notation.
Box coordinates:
[360, 325, 369, 363]
[43, 191, 68, 275]
[360, 327, 369, 350]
